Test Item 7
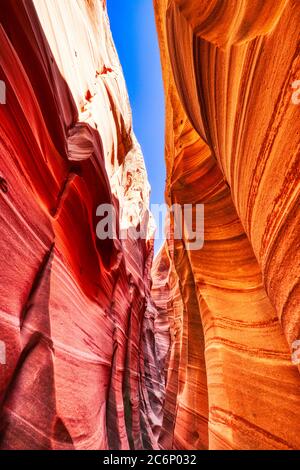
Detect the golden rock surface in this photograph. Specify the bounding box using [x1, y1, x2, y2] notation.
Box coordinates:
[152, 0, 300, 450]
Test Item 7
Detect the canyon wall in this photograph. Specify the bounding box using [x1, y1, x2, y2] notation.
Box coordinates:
[0, 0, 166, 450]
[153, 0, 300, 450]
[1, 0, 299, 452]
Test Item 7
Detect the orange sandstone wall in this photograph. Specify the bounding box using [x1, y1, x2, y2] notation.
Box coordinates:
[153, 0, 300, 450]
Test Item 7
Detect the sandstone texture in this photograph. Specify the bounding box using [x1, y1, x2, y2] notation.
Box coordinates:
[0, 0, 299, 452]
[152, 0, 300, 450]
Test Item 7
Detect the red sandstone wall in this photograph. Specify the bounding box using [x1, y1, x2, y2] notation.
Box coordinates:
[0, 0, 164, 450]
[0, 0, 299, 452]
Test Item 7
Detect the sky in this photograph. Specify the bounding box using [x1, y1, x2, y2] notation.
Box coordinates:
[107, 0, 166, 252]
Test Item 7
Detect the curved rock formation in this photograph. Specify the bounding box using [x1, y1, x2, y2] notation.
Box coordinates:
[0, 0, 299, 452]
[0, 0, 163, 450]
[153, 0, 300, 450]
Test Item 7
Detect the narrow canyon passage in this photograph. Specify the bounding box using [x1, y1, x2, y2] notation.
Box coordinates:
[0, 0, 299, 451]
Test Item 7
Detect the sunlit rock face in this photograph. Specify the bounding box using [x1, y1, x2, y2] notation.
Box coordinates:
[0, 0, 163, 450]
[153, 0, 300, 450]
[1, 0, 299, 452]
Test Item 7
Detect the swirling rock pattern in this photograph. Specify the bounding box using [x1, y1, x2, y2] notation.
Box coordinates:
[153, 0, 300, 450]
[1, 0, 299, 452]
[0, 0, 163, 450]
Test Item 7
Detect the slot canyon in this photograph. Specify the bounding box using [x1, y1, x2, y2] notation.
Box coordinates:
[0, 0, 299, 451]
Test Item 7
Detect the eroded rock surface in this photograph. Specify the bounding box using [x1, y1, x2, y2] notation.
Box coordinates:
[0, 0, 299, 451]
[152, 0, 300, 450]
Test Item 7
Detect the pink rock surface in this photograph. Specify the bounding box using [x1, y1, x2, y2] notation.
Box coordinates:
[2, 0, 298, 452]
[0, 0, 163, 450]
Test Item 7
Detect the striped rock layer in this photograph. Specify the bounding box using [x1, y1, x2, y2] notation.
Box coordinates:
[0, 0, 166, 450]
[152, 0, 300, 450]
[0, 0, 299, 452]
